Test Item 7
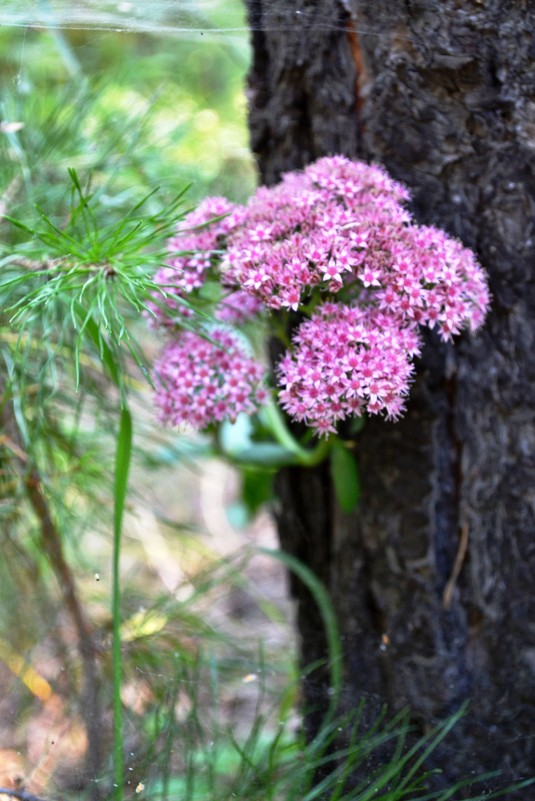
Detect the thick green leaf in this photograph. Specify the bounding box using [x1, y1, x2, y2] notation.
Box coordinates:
[241, 465, 274, 516]
[330, 441, 360, 514]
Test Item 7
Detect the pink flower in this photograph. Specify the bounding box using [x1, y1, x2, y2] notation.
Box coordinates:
[360, 266, 382, 287]
[277, 303, 420, 436]
[323, 259, 344, 283]
[216, 290, 265, 324]
[149, 197, 241, 328]
[154, 328, 268, 430]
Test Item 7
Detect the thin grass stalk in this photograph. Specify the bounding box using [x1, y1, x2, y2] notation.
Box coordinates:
[259, 547, 342, 714]
[159, 653, 183, 801]
[112, 406, 133, 800]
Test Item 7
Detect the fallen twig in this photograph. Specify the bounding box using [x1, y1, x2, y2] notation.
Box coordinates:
[442, 522, 469, 609]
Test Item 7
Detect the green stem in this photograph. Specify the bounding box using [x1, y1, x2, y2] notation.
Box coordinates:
[262, 398, 331, 467]
[259, 547, 342, 717]
[112, 406, 133, 801]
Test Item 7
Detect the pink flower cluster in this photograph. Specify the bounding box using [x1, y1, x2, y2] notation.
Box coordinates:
[148, 196, 244, 326]
[219, 157, 489, 340]
[154, 328, 268, 430]
[278, 304, 421, 436]
[164, 196, 240, 293]
[215, 289, 265, 324]
[221, 158, 412, 312]
[151, 156, 490, 435]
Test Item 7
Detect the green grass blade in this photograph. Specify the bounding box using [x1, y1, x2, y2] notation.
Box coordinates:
[258, 547, 342, 714]
[112, 405, 133, 801]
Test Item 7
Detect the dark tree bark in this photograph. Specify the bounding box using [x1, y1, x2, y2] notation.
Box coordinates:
[245, 0, 535, 794]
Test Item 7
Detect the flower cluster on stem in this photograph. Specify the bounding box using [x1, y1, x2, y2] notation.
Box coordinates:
[154, 328, 268, 431]
[149, 156, 490, 438]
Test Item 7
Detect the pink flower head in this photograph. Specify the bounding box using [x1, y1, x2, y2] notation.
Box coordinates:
[216, 289, 265, 324]
[154, 328, 268, 430]
[150, 197, 242, 328]
[278, 303, 420, 436]
[153, 156, 489, 342]
[218, 157, 412, 311]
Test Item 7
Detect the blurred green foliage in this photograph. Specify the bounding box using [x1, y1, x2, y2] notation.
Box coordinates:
[0, 0, 256, 220]
[0, 5, 266, 796]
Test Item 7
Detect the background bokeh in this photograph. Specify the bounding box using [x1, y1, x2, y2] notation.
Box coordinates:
[0, 4, 297, 797]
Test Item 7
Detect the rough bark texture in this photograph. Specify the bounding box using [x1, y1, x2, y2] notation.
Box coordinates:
[245, 0, 535, 794]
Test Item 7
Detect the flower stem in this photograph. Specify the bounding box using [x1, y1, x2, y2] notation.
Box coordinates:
[262, 398, 331, 467]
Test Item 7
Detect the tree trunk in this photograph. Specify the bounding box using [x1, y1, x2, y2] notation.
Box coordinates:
[245, 0, 535, 793]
